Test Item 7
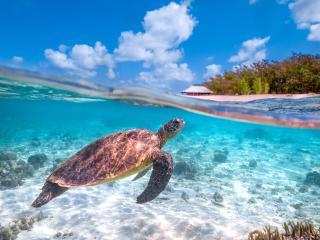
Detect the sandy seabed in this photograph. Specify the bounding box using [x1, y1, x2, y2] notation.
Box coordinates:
[1, 126, 319, 240]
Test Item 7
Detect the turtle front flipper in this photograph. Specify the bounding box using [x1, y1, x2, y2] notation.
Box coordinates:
[136, 151, 173, 204]
[32, 181, 68, 208]
[132, 165, 152, 181]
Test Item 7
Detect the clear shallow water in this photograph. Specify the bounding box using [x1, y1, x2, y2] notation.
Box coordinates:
[0, 67, 320, 240]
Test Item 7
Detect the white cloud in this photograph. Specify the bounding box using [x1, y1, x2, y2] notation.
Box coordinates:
[289, 0, 320, 24]
[45, 49, 77, 70]
[308, 23, 320, 40]
[288, 0, 320, 41]
[114, 1, 196, 84]
[12, 56, 24, 63]
[139, 63, 194, 83]
[44, 1, 196, 85]
[45, 41, 115, 79]
[203, 64, 221, 80]
[229, 36, 270, 66]
[115, 2, 196, 64]
[115, 30, 182, 65]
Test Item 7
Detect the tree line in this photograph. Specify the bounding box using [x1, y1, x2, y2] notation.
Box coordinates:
[205, 53, 320, 94]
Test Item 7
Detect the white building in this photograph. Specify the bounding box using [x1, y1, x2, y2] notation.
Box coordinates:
[181, 84, 213, 96]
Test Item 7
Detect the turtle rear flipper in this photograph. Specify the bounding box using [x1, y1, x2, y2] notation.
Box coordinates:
[136, 151, 173, 204]
[32, 181, 68, 208]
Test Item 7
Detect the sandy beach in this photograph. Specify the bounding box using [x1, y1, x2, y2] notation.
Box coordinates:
[183, 93, 320, 102]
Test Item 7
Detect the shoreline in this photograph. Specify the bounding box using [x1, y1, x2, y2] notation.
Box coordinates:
[182, 93, 320, 102]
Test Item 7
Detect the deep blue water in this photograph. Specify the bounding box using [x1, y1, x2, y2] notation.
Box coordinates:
[0, 72, 320, 239]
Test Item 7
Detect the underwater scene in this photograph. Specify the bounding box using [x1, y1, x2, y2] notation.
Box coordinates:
[0, 73, 320, 240]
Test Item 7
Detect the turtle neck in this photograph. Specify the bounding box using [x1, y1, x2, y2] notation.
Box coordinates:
[157, 126, 168, 148]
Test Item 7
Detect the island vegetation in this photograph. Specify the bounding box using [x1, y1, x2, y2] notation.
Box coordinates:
[205, 53, 320, 95]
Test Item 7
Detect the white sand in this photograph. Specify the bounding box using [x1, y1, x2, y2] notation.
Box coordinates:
[183, 93, 319, 102]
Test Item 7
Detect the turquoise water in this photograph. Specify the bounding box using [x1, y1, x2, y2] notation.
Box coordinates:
[0, 70, 320, 239]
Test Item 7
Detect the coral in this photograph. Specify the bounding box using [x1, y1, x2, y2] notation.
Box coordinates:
[212, 192, 223, 203]
[181, 192, 189, 202]
[0, 151, 17, 161]
[27, 153, 48, 170]
[248, 221, 320, 240]
[305, 171, 320, 187]
[249, 160, 258, 169]
[174, 161, 196, 180]
[299, 185, 309, 193]
[0, 158, 34, 190]
[0, 214, 45, 240]
[53, 231, 74, 239]
[213, 150, 228, 163]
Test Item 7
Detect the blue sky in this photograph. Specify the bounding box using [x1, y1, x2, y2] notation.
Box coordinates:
[0, 0, 319, 90]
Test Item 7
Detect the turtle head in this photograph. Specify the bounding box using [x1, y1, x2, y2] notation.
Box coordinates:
[158, 118, 185, 146]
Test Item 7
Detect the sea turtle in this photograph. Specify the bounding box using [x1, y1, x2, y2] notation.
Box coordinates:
[32, 118, 185, 208]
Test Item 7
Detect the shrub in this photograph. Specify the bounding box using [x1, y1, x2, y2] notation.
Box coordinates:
[205, 53, 320, 94]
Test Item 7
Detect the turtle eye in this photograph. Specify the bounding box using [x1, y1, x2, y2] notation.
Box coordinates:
[172, 120, 180, 127]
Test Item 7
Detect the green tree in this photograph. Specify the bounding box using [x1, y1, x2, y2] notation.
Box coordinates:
[240, 79, 251, 94]
[262, 82, 269, 94]
[252, 77, 263, 94]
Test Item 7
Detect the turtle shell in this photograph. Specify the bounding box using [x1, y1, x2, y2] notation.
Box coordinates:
[48, 129, 160, 188]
